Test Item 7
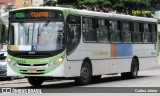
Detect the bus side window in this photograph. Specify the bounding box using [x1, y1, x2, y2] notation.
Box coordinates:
[83, 17, 97, 42]
[121, 21, 131, 43]
[109, 20, 121, 43]
[143, 23, 151, 43]
[152, 24, 157, 43]
[97, 19, 109, 43]
[66, 15, 81, 54]
[133, 22, 142, 43]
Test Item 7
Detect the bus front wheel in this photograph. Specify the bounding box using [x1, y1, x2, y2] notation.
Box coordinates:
[121, 58, 139, 79]
[75, 62, 92, 85]
[28, 77, 44, 86]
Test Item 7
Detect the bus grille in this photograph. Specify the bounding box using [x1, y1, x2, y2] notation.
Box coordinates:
[17, 63, 47, 66]
[15, 55, 48, 59]
[21, 73, 44, 75]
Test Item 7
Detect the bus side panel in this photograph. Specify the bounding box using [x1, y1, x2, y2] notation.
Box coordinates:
[121, 58, 132, 72]
[46, 63, 66, 77]
[108, 59, 122, 74]
[66, 43, 111, 76]
[65, 60, 82, 77]
[85, 43, 111, 75]
[138, 57, 158, 70]
[67, 42, 131, 76]
[133, 44, 158, 70]
[66, 43, 88, 77]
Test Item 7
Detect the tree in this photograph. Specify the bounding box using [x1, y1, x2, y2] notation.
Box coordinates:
[43, 0, 160, 17]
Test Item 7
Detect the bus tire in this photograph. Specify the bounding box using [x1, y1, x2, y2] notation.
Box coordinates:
[28, 77, 44, 86]
[75, 61, 92, 85]
[121, 58, 138, 79]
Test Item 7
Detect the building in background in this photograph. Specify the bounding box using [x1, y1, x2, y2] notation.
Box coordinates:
[0, 0, 32, 12]
[0, 0, 13, 13]
[0, 0, 32, 28]
[32, 0, 44, 7]
[14, 0, 32, 8]
[0, 0, 32, 21]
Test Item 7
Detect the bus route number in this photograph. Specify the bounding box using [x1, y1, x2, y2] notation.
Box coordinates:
[16, 60, 26, 64]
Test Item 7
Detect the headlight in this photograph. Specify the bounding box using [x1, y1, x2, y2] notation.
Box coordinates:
[55, 57, 64, 64]
[48, 56, 64, 67]
[6, 58, 17, 66]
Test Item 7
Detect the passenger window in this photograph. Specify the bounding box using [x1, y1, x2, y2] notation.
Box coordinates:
[133, 22, 142, 43]
[152, 24, 157, 43]
[143, 23, 152, 43]
[109, 20, 121, 43]
[83, 17, 97, 42]
[97, 19, 109, 43]
[121, 21, 131, 42]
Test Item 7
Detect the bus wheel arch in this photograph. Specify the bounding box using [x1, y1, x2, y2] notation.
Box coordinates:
[83, 58, 93, 74]
[121, 56, 139, 79]
[75, 57, 92, 85]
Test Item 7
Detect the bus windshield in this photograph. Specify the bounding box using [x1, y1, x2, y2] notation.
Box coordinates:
[9, 21, 64, 51]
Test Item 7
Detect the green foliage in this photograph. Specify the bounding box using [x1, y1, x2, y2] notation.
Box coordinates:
[44, 0, 160, 17]
[76, 0, 153, 14]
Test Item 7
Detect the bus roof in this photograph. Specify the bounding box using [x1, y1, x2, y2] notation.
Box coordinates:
[10, 7, 157, 23]
[10, 6, 69, 12]
[76, 9, 157, 23]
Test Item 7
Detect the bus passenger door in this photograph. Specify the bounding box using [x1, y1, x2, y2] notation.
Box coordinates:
[66, 15, 81, 58]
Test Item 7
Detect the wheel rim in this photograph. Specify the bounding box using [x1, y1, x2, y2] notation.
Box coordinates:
[81, 67, 89, 82]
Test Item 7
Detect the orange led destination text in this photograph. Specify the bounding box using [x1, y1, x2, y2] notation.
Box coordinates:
[31, 12, 49, 17]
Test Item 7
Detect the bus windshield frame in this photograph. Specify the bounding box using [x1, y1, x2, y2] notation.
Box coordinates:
[8, 9, 65, 52]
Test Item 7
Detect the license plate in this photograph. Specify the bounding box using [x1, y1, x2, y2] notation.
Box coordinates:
[27, 69, 37, 73]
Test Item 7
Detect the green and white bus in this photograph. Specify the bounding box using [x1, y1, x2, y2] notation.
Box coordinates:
[7, 7, 159, 86]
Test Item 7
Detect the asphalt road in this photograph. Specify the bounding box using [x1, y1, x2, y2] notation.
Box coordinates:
[0, 66, 160, 90]
[0, 67, 160, 96]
